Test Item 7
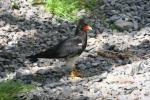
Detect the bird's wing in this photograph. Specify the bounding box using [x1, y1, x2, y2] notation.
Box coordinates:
[26, 36, 83, 59]
[56, 36, 83, 58]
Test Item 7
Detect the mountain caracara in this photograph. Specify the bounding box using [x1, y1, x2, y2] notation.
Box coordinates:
[27, 19, 92, 78]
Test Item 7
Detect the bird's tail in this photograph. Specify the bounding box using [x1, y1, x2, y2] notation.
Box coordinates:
[26, 48, 56, 62]
[26, 51, 49, 62]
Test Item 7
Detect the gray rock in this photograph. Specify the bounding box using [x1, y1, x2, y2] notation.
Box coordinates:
[92, 62, 99, 67]
[0, 20, 6, 27]
[36, 69, 50, 75]
[88, 32, 96, 37]
[72, 95, 89, 100]
[133, 20, 139, 29]
[114, 19, 134, 29]
[1, 0, 150, 99]
[16, 68, 33, 80]
[107, 15, 120, 22]
[77, 64, 87, 70]
[61, 86, 72, 97]
[0, 0, 11, 10]
[137, 59, 150, 74]
[0, 57, 6, 61]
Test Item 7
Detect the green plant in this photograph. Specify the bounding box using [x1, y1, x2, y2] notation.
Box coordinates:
[45, 0, 97, 21]
[11, 0, 19, 9]
[0, 80, 35, 100]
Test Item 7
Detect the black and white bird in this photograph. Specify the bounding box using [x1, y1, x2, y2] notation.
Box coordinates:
[26, 19, 92, 78]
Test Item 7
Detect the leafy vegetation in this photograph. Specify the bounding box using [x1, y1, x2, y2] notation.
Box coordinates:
[45, 0, 97, 21]
[0, 80, 35, 100]
[11, 0, 20, 9]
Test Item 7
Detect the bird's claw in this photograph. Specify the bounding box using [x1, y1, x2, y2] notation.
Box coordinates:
[70, 67, 83, 79]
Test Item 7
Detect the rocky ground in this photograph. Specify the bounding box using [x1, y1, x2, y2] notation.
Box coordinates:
[0, 0, 150, 100]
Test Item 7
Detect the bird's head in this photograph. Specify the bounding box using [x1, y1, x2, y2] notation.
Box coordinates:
[79, 19, 92, 32]
[82, 24, 92, 32]
[75, 18, 92, 35]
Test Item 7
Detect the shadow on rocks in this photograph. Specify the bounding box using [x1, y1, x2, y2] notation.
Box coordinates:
[89, 0, 150, 36]
[129, 39, 150, 59]
[0, 2, 150, 85]
[78, 39, 150, 78]
[0, 12, 75, 79]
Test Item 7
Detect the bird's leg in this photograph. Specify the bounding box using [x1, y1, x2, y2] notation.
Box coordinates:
[70, 64, 83, 79]
[65, 56, 83, 79]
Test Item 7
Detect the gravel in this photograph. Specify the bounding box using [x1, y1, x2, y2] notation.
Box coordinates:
[0, 0, 150, 99]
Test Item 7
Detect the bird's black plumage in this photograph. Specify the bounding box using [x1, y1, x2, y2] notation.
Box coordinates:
[26, 19, 91, 62]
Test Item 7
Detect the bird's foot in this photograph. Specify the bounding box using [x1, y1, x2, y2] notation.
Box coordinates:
[70, 67, 83, 79]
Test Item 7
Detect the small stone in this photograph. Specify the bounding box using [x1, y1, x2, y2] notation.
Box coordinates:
[77, 64, 87, 70]
[92, 62, 99, 67]
[16, 68, 33, 80]
[72, 95, 89, 100]
[133, 20, 139, 29]
[36, 69, 50, 75]
[137, 60, 150, 74]
[108, 15, 120, 22]
[62, 86, 72, 97]
[0, 20, 6, 27]
[114, 19, 134, 29]
[0, 57, 6, 61]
